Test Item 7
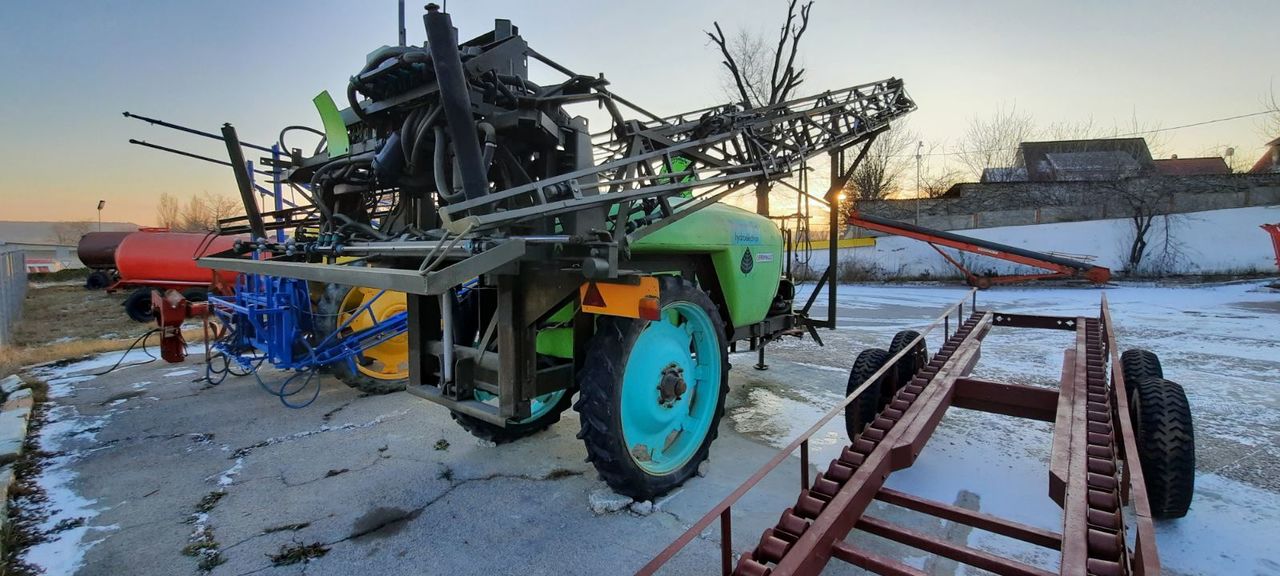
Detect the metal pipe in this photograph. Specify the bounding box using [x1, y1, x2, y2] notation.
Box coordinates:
[123, 111, 275, 153]
[424, 4, 488, 205]
[440, 289, 456, 383]
[221, 124, 268, 240]
[337, 241, 472, 257]
[397, 0, 406, 47]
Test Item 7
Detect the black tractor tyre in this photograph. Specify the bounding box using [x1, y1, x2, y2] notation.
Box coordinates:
[85, 270, 111, 290]
[574, 276, 729, 501]
[314, 284, 408, 395]
[451, 390, 576, 445]
[122, 288, 155, 323]
[1132, 377, 1195, 519]
[181, 288, 209, 302]
[845, 348, 891, 440]
[1121, 349, 1163, 399]
[887, 330, 928, 401]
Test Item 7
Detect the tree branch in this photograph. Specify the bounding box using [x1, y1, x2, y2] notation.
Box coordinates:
[706, 22, 754, 108]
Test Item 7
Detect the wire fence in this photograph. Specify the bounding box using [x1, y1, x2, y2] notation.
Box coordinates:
[0, 244, 27, 347]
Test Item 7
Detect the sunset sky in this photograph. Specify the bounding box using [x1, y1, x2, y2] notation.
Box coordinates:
[1, 0, 1276, 225]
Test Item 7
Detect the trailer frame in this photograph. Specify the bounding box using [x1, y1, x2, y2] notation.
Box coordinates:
[640, 290, 1163, 576]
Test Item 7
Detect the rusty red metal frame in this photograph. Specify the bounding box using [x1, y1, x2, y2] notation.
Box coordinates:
[639, 292, 1163, 576]
[847, 212, 1112, 287]
[1262, 223, 1280, 270]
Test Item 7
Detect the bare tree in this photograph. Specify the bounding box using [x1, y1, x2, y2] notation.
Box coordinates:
[706, 0, 815, 217]
[918, 167, 965, 198]
[843, 125, 917, 203]
[706, 0, 814, 109]
[1260, 87, 1280, 141]
[52, 221, 92, 245]
[156, 192, 181, 229]
[160, 191, 243, 232]
[955, 104, 1037, 181]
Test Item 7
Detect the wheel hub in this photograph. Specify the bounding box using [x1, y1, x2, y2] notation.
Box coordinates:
[657, 364, 687, 407]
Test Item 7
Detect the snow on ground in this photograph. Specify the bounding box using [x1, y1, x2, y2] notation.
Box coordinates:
[730, 280, 1280, 575]
[15, 349, 182, 575]
[812, 205, 1280, 278]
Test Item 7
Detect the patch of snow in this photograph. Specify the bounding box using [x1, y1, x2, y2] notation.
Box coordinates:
[805, 205, 1280, 277]
[18, 372, 118, 575]
[162, 368, 198, 378]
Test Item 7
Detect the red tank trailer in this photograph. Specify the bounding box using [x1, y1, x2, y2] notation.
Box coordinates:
[76, 231, 133, 289]
[110, 231, 241, 322]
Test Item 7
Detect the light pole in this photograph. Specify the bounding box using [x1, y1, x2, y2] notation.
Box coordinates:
[97, 200, 105, 232]
[914, 141, 923, 225]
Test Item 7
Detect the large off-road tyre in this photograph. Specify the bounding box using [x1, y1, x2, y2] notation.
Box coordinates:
[1121, 349, 1163, 399]
[85, 270, 111, 290]
[451, 388, 575, 444]
[575, 276, 729, 501]
[1132, 377, 1195, 519]
[314, 284, 409, 394]
[123, 288, 155, 323]
[887, 330, 928, 401]
[845, 348, 891, 440]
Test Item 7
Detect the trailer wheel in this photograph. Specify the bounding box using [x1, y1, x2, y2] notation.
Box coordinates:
[1121, 349, 1163, 399]
[314, 284, 409, 394]
[845, 348, 891, 439]
[575, 276, 729, 500]
[181, 288, 208, 303]
[1132, 377, 1195, 519]
[887, 330, 927, 399]
[122, 288, 155, 323]
[85, 270, 111, 290]
[451, 389, 575, 444]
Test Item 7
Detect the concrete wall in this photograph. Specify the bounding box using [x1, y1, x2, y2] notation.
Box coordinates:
[0, 244, 27, 347]
[857, 173, 1280, 233]
[803, 205, 1280, 279]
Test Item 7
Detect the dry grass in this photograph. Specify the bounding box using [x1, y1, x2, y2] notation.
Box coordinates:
[1, 284, 209, 378]
[11, 286, 148, 345]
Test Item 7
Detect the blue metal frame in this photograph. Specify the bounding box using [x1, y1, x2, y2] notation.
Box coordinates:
[208, 274, 408, 376]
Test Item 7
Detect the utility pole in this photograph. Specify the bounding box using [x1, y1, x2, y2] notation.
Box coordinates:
[914, 141, 923, 225]
[97, 200, 105, 232]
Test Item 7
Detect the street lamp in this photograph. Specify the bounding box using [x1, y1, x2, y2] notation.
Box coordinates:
[914, 141, 923, 225]
[97, 200, 105, 232]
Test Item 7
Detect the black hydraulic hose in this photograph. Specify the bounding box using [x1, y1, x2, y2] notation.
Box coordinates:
[400, 107, 425, 161]
[424, 4, 488, 205]
[477, 121, 496, 172]
[278, 125, 327, 156]
[347, 82, 371, 125]
[334, 213, 391, 241]
[433, 126, 459, 203]
[407, 105, 442, 171]
[348, 45, 419, 127]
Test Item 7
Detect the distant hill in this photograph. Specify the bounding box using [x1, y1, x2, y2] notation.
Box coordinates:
[0, 221, 141, 246]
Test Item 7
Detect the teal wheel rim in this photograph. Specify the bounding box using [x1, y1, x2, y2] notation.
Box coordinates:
[620, 301, 722, 475]
[474, 389, 566, 425]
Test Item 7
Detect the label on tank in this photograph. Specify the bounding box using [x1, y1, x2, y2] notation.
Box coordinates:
[755, 252, 774, 263]
[740, 248, 754, 274]
[731, 222, 761, 245]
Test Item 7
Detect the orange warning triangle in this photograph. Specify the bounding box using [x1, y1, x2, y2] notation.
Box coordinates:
[583, 282, 606, 307]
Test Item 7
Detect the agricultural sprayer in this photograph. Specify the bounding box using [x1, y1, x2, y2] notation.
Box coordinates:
[173, 3, 914, 498]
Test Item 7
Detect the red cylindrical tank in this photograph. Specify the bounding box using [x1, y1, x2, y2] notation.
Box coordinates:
[114, 232, 242, 287]
[76, 231, 133, 269]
